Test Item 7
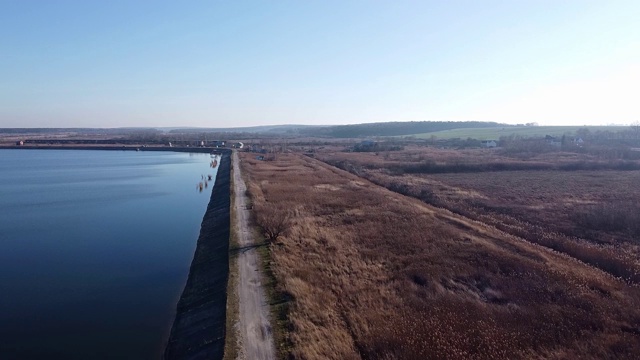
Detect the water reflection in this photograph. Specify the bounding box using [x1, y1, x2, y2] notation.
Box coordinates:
[0, 150, 218, 359]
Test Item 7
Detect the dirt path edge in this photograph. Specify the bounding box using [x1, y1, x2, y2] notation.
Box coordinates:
[233, 151, 276, 360]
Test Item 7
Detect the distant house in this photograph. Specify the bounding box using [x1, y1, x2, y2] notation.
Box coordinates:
[481, 140, 497, 148]
[574, 138, 585, 146]
[16, 140, 24, 146]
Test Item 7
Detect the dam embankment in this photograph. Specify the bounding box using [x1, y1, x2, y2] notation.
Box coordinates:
[164, 150, 231, 359]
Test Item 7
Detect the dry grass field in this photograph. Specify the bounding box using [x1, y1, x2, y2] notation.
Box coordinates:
[316, 148, 640, 286]
[240, 151, 640, 359]
[427, 170, 640, 244]
[323, 145, 640, 173]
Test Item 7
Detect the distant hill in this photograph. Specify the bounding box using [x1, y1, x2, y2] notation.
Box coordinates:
[0, 125, 324, 136]
[7, 122, 566, 139]
[165, 124, 324, 134]
[0, 128, 155, 135]
[300, 121, 507, 138]
[414, 125, 629, 140]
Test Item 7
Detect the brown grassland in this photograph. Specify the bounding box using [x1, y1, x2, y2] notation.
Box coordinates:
[240, 150, 640, 359]
[317, 148, 640, 285]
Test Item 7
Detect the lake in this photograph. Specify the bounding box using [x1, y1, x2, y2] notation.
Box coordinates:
[0, 149, 219, 359]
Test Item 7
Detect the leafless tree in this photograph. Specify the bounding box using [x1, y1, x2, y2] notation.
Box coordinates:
[256, 205, 291, 244]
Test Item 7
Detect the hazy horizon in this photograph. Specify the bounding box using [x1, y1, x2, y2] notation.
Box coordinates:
[0, 121, 636, 131]
[2, 1, 639, 128]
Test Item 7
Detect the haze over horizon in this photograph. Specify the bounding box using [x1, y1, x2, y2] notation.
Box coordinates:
[1, 1, 639, 128]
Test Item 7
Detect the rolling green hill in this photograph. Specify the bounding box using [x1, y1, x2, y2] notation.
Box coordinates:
[412, 126, 628, 140]
[301, 121, 505, 138]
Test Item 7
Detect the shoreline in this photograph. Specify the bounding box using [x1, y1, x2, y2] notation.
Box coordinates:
[0, 144, 224, 153]
[164, 149, 231, 359]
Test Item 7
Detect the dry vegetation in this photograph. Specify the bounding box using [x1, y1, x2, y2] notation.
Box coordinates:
[317, 148, 640, 285]
[325, 145, 640, 174]
[240, 151, 640, 359]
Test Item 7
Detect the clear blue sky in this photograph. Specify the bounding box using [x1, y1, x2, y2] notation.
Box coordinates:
[1, 0, 639, 128]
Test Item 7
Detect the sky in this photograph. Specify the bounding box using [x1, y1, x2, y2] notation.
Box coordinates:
[1, 0, 639, 128]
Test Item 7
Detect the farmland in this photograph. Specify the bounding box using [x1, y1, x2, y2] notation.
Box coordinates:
[240, 149, 640, 359]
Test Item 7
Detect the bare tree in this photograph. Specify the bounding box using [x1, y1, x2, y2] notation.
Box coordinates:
[256, 205, 291, 244]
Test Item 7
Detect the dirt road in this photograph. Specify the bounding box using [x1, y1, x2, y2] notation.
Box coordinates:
[232, 151, 276, 360]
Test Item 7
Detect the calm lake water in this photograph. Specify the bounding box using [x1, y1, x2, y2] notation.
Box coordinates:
[0, 149, 219, 359]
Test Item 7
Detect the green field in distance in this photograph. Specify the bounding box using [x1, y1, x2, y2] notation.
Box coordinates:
[410, 126, 627, 140]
